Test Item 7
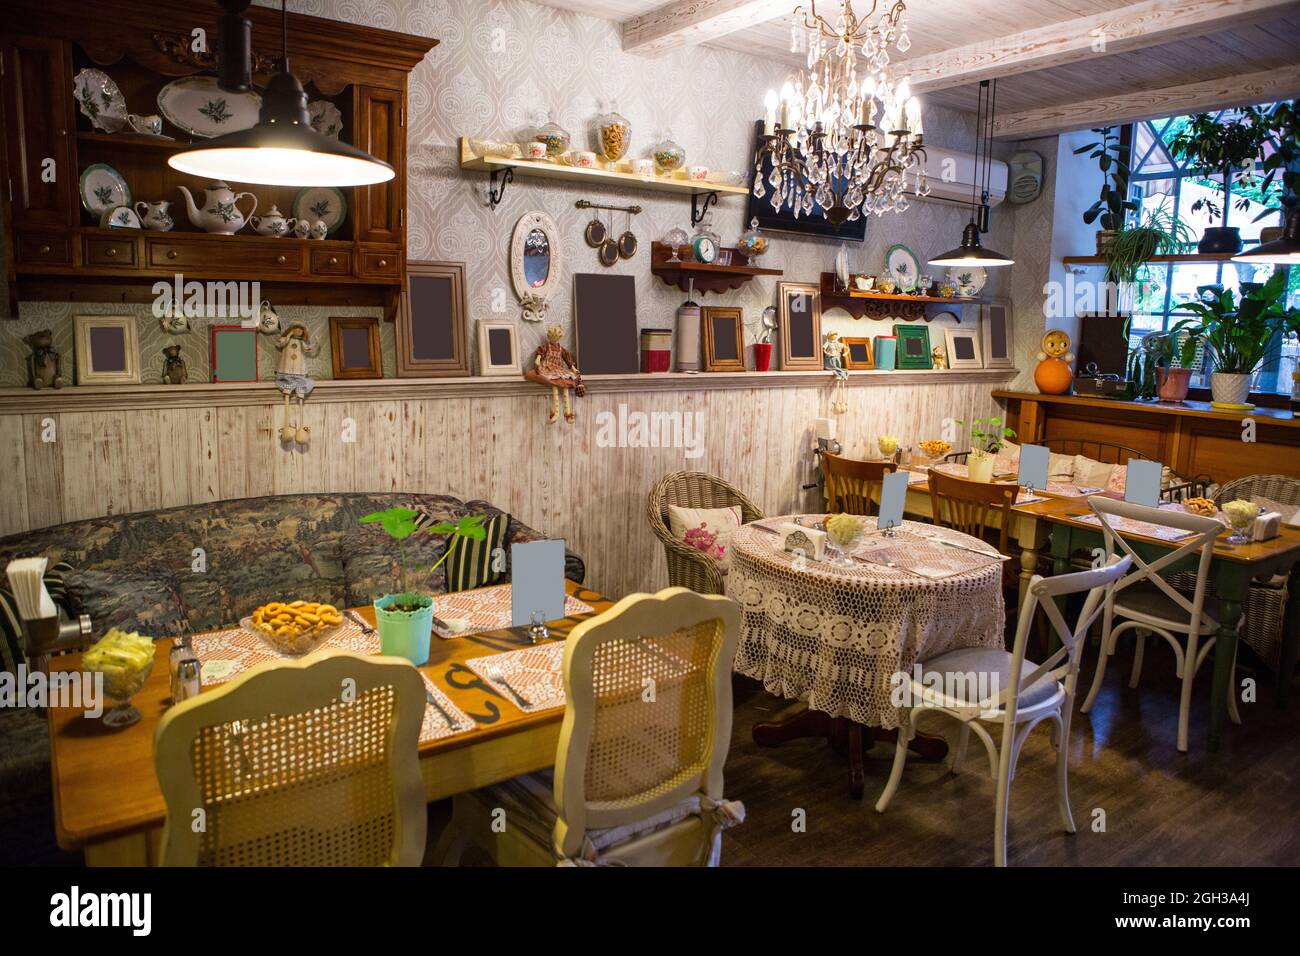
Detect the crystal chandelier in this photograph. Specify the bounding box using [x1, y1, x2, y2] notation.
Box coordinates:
[753, 0, 927, 225]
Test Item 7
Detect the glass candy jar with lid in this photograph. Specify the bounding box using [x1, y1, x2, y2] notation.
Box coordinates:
[651, 130, 686, 176]
[532, 112, 571, 160]
[594, 106, 632, 164]
[736, 217, 769, 264]
[662, 226, 690, 263]
[690, 212, 721, 265]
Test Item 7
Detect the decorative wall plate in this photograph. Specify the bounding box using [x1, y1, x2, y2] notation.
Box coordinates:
[308, 100, 343, 139]
[885, 243, 921, 292]
[946, 265, 988, 295]
[80, 163, 131, 217]
[74, 68, 128, 133]
[157, 76, 261, 138]
[293, 186, 348, 234]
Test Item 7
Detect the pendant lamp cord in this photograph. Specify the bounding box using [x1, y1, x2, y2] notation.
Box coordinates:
[281, 0, 289, 70]
[969, 80, 986, 225]
[982, 79, 997, 212]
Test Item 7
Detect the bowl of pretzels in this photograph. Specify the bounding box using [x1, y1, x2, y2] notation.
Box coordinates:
[242, 599, 345, 656]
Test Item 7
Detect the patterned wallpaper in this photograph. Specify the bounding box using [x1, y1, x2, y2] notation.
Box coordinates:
[0, 0, 1053, 386]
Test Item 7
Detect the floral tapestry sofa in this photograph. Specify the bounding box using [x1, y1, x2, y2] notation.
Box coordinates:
[0, 492, 583, 835]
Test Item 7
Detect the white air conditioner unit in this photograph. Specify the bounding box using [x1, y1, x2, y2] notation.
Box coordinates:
[910, 145, 1007, 209]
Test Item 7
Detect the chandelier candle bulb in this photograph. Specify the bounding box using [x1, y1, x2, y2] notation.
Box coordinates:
[764, 90, 779, 136]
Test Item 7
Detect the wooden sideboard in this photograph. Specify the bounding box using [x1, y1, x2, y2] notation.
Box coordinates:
[0, 0, 435, 318]
[995, 390, 1300, 484]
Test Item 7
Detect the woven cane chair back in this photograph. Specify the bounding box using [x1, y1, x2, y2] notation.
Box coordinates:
[928, 469, 1015, 556]
[154, 650, 427, 867]
[553, 587, 740, 859]
[647, 471, 765, 594]
[823, 453, 896, 516]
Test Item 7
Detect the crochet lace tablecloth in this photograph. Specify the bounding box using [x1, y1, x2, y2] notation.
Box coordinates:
[728, 515, 1006, 729]
[187, 619, 472, 742]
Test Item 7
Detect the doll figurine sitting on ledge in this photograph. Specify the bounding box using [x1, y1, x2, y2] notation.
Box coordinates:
[526, 323, 585, 424]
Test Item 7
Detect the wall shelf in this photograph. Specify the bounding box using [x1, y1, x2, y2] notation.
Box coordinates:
[818, 273, 980, 319]
[459, 137, 750, 204]
[650, 242, 781, 294]
[1062, 252, 1239, 266]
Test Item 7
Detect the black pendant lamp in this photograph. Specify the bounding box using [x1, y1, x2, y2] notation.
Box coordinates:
[930, 79, 1014, 268]
[168, 0, 394, 187]
[1232, 206, 1300, 264]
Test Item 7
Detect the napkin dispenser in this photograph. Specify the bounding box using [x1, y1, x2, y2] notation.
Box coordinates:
[780, 523, 827, 562]
[1253, 511, 1282, 542]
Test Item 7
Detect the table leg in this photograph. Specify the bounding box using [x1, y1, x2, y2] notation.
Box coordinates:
[1276, 560, 1300, 710]
[847, 722, 864, 797]
[1045, 524, 1075, 654]
[1209, 564, 1247, 752]
[752, 706, 831, 746]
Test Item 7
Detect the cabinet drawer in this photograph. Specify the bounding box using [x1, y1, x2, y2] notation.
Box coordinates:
[358, 249, 400, 278]
[16, 231, 71, 266]
[310, 248, 352, 276]
[146, 238, 304, 275]
[83, 236, 138, 268]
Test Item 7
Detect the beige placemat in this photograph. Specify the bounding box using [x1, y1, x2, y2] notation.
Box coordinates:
[465, 641, 567, 714]
[1073, 511, 1198, 542]
[188, 620, 472, 742]
[432, 584, 594, 639]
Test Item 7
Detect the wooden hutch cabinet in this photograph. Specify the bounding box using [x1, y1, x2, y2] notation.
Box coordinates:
[0, 0, 435, 318]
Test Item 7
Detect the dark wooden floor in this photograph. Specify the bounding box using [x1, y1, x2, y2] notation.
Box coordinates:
[717, 644, 1300, 866]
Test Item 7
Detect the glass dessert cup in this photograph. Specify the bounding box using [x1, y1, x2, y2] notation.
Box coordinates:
[94, 657, 154, 729]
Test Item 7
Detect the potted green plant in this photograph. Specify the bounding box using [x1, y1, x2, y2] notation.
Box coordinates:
[1105, 201, 1194, 290]
[957, 416, 1016, 483]
[1170, 271, 1298, 408]
[1255, 100, 1298, 244]
[1129, 330, 1195, 403]
[1166, 108, 1269, 254]
[1074, 126, 1138, 255]
[358, 507, 487, 665]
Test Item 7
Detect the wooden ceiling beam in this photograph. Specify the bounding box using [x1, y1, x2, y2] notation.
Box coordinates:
[904, 0, 1300, 94]
[622, 0, 793, 56]
[991, 64, 1300, 139]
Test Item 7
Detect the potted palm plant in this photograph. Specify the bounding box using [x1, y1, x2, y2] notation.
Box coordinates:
[1074, 126, 1138, 255]
[1166, 109, 1269, 253]
[957, 416, 1016, 483]
[358, 507, 486, 665]
[1170, 271, 1298, 408]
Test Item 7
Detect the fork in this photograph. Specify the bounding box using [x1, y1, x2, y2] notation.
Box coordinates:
[345, 610, 375, 635]
[491, 671, 533, 709]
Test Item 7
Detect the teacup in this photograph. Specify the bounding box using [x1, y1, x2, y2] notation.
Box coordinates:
[854, 274, 875, 292]
[630, 158, 655, 176]
[293, 219, 312, 239]
[257, 300, 281, 335]
[310, 220, 329, 240]
[525, 141, 547, 160]
[127, 113, 163, 136]
[687, 165, 710, 181]
[570, 150, 597, 168]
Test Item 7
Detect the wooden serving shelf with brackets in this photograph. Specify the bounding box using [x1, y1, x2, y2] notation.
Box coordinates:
[818, 273, 981, 319]
[650, 242, 782, 295]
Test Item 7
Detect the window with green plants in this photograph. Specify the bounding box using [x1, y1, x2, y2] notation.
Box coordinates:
[1120, 102, 1297, 397]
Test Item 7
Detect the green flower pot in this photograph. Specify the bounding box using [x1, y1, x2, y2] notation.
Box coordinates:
[374, 593, 434, 666]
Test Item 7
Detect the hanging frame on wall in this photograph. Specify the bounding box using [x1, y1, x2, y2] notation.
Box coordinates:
[511, 211, 563, 323]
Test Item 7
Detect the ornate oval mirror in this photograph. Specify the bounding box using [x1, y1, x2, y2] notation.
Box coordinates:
[511, 211, 562, 322]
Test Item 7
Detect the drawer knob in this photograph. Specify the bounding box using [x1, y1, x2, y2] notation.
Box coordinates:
[107, 247, 118, 257]
[379, 258, 388, 267]
[167, 250, 178, 260]
[329, 256, 339, 265]
[277, 254, 287, 264]
[39, 244, 50, 254]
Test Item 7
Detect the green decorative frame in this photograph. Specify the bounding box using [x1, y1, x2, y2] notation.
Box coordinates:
[894, 324, 932, 369]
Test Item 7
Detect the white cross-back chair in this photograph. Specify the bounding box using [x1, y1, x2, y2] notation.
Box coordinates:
[875, 556, 1132, 867]
[1079, 496, 1240, 753]
[154, 650, 428, 867]
[435, 586, 745, 867]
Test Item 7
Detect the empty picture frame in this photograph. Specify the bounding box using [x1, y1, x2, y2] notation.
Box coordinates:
[210, 325, 258, 383]
[843, 336, 874, 370]
[329, 316, 382, 379]
[777, 281, 822, 370]
[476, 320, 521, 376]
[980, 299, 1013, 368]
[702, 306, 744, 372]
[573, 272, 639, 375]
[74, 315, 140, 385]
[399, 260, 469, 377]
[894, 324, 932, 369]
[944, 327, 984, 369]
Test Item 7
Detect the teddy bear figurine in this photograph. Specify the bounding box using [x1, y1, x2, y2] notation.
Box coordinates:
[24, 329, 64, 389]
[161, 345, 188, 385]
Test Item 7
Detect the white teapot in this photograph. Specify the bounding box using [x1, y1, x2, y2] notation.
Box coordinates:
[176, 181, 258, 235]
[250, 205, 293, 237]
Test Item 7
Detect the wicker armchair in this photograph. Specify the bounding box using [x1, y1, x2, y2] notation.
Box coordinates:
[647, 472, 766, 595]
[1214, 475, 1300, 676]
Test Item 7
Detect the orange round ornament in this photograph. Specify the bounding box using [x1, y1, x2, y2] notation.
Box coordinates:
[1034, 357, 1073, 394]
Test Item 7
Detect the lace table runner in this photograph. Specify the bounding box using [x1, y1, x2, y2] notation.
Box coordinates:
[465, 641, 567, 714]
[187, 618, 471, 742]
[852, 531, 1007, 579]
[727, 515, 1006, 729]
[432, 585, 593, 639]
[1072, 511, 1199, 542]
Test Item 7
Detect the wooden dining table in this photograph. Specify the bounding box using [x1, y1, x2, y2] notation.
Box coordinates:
[45, 579, 612, 866]
[1041, 504, 1300, 750]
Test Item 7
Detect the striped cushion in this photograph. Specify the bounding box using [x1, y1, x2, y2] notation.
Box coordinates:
[443, 512, 509, 593]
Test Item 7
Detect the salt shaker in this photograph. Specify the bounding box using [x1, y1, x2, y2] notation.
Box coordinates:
[528, 610, 549, 645]
[168, 631, 194, 701]
[175, 658, 202, 703]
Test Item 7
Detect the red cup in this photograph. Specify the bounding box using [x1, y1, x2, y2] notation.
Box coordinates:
[754, 342, 773, 372]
